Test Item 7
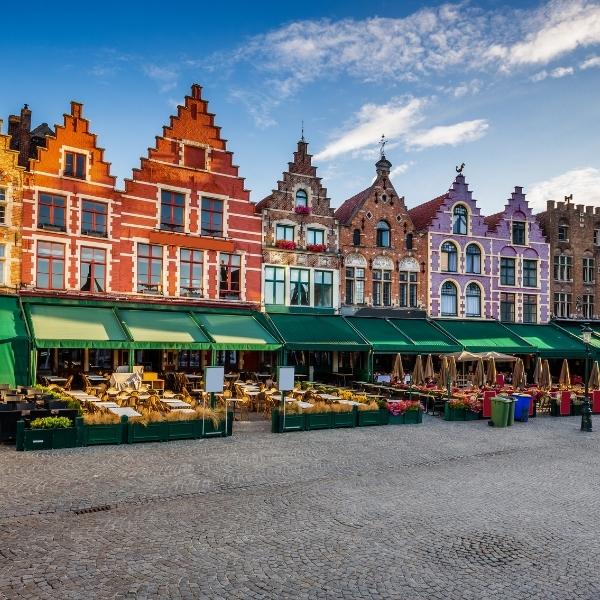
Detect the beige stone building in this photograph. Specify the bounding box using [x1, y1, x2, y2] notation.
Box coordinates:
[0, 119, 25, 292]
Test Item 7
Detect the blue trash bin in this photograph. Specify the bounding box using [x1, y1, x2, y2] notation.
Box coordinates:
[512, 394, 531, 422]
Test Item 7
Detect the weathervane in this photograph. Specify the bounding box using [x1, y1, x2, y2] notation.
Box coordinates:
[455, 162, 465, 175]
[379, 134, 387, 158]
[565, 193, 573, 204]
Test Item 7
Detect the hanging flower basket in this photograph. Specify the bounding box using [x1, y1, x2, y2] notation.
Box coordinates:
[306, 243, 327, 253]
[275, 239, 297, 250]
[294, 205, 311, 215]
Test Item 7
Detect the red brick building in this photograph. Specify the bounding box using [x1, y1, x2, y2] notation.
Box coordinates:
[335, 155, 424, 314]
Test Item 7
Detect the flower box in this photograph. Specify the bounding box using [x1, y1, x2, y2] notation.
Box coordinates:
[275, 239, 297, 250]
[444, 404, 480, 421]
[81, 422, 126, 446]
[128, 422, 168, 443]
[305, 412, 333, 430]
[332, 410, 356, 428]
[294, 205, 311, 215]
[271, 408, 305, 433]
[167, 420, 198, 440]
[404, 410, 423, 424]
[306, 244, 327, 253]
[357, 409, 387, 427]
[16, 420, 79, 451]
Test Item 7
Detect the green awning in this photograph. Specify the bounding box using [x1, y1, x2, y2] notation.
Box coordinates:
[552, 322, 600, 351]
[118, 309, 211, 349]
[434, 320, 534, 354]
[346, 318, 414, 353]
[193, 313, 281, 351]
[268, 314, 370, 351]
[504, 324, 588, 358]
[389, 319, 462, 354]
[0, 296, 31, 386]
[27, 303, 130, 349]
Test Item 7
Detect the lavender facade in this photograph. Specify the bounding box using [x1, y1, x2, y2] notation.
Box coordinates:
[410, 174, 550, 323]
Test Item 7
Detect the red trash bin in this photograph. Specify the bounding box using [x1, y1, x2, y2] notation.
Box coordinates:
[560, 391, 571, 416]
[592, 390, 600, 414]
[483, 390, 495, 418]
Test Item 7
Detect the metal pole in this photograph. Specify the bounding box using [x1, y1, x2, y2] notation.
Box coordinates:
[582, 341, 592, 432]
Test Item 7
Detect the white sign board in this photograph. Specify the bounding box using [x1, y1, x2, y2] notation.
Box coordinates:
[204, 366, 225, 393]
[278, 366, 295, 392]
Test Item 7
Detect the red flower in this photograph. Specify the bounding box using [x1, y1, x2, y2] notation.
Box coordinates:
[294, 205, 311, 215]
[306, 243, 327, 252]
[275, 239, 297, 250]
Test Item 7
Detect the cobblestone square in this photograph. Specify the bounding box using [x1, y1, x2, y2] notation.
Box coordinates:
[1, 416, 598, 599]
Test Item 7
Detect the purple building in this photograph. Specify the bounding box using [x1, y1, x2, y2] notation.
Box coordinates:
[409, 174, 549, 323]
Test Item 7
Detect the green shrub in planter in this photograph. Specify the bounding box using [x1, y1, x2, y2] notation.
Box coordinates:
[17, 417, 79, 451]
[30, 416, 72, 429]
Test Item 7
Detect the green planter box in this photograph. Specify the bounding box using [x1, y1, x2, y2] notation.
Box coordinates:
[271, 409, 305, 432]
[82, 423, 126, 446]
[571, 403, 583, 416]
[167, 420, 198, 440]
[388, 413, 405, 425]
[465, 410, 480, 421]
[404, 410, 423, 424]
[445, 405, 479, 421]
[17, 421, 79, 451]
[128, 422, 168, 443]
[332, 411, 356, 428]
[305, 412, 333, 430]
[357, 409, 386, 427]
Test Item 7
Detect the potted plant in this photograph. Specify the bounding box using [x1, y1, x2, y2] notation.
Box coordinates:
[17, 415, 79, 451]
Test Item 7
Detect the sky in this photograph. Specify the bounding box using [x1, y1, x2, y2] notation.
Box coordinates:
[2, 0, 600, 214]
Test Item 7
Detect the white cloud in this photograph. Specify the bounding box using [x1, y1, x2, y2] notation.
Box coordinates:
[489, 0, 600, 67]
[314, 97, 425, 161]
[527, 167, 600, 211]
[142, 64, 179, 92]
[390, 162, 414, 179]
[550, 66, 574, 77]
[581, 55, 600, 69]
[531, 70, 548, 82]
[408, 119, 489, 149]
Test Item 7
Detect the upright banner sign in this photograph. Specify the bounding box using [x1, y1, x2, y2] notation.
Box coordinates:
[204, 366, 225, 436]
[278, 366, 295, 433]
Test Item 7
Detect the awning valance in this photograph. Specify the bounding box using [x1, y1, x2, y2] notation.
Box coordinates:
[388, 319, 462, 354]
[504, 323, 588, 358]
[434, 320, 534, 354]
[268, 314, 370, 351]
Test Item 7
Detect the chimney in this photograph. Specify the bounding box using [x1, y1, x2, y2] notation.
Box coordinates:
[0, 119, 3, 134]
[17, 104, 32, 168]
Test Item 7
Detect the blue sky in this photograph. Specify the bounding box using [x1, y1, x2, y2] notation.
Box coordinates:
[2, 0, 600, 213]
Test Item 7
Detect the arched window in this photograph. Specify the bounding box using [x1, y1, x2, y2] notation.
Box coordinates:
[441, 241, 458, 272]
[465, 283, 481, 317]
[441, 282, 458, 316]
[353, 228, 361, 246]
[376, 220, 391, 247]
[452, 204, 468, 235]
[295, 189, 308, 208]
[465, 244, 481, 274]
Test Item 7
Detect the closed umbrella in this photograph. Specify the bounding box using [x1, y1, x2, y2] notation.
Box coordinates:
[391, 353, 404, 382]
[448, 356, 458, 386]
[412, 355, 424, 386]
[512, 358, 525, 390]
[486, 357, 497, 386]
[588, 361, 600, 390]
[541, 359, 552, 390]
[533, 357, 542, 387]
[559, 359, 571, 388]
[437, 356, 448, 388]
[424, 354, 435, 380]
[472, 357, 485, 388]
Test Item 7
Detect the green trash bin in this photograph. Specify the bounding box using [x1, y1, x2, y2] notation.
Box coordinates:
[507, 397, 515, 426]
[491, 396, 512, 427]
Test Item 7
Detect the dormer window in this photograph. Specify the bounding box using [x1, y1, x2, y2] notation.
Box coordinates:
[64, 151, 86, 179]
[295, 189, 308, 208]
[452, 204, 468, 235]
[512, 221, 526, 245]
[376, 220, 391, 247]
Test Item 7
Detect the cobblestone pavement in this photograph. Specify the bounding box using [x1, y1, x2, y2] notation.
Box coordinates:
[1, 415, 599, 599]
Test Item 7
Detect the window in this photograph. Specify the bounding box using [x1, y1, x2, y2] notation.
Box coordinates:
[295, 189, 308, 207]
[160, 190, 185, 232]
[201, 197, 224, 236]
[554, 293, 571, 318]
[583, 294, 594, 319]
[399, 271, 418, 307]
[583, 257, 595, 284]
[275, 224, 295, 241]
[352, 229, 361, 246]
[264, 266, 285, 305]
[523, 259, 538, 287]
[38, 193, 66, 231]
[314, 270, 333, 307]
[441, 242, 458, 272]
[523, 294, 538, 323]
[465, 244, 481, 274]
[376, 220, 391, 247]
[37, 241, 65, 289]
[452, 204, 468, 235]
[307, 228, 324, 246]
[500, 257, 516, 285]
[500, 293, 515, 322]
[406, 233, 413, 250]
[441, 282, 458, 316]
[0, 187, 6, 224]
[553, 254, 572, 281]
[465, 283, 481, 317]
[558, 223, 569, 241]
[219, 253, 241, 299]
[64, 151, 86, 179]
[0, 244, 5, 285]
[594, 229, 600, 246]
[81, 200, 107, 236]
[180, 249, 203, 297]
[290, 268, 309, 306]
[373, 270, 392, 306]
[345, 267, 365, 304]
[80, 247, 106, 292]
[512, 221, 526, 245]
[137, 244, 163, 294]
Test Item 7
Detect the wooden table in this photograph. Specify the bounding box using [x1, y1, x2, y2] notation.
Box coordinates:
[46, 377, 67, 385]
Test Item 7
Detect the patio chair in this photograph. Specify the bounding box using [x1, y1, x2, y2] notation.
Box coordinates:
[63, 375, 74, 391]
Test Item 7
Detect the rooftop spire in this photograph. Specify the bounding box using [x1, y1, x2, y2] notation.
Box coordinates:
[301, 120, 305, 142]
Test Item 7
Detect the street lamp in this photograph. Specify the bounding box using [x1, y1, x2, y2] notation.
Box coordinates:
[580, 323, 593, 432]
